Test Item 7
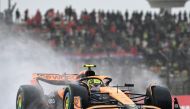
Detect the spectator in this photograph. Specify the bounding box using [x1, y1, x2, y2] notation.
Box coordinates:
[15, 8, 20, 23]
[0, 12, 4, 21]
[20, 8, 190, 80]
[24, 9, 29, 22]
[33, 9, 42, 27]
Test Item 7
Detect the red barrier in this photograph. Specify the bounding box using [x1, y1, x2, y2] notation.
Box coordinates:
[172, 95, 190, 109]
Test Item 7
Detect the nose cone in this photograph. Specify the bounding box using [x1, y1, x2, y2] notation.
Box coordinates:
[100, 87, 135, 106]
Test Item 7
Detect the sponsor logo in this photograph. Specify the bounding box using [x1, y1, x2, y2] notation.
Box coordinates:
[48, 98, 55, 104]
[33, 74, 77, 80]
[74, 96, 81, 109]
[37, 74, 65, 80]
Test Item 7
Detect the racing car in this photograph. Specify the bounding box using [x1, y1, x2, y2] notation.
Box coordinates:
[16, 64, 174, 109]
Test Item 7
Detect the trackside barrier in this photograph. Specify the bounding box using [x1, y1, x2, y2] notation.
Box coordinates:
[172, 95, 190, 109]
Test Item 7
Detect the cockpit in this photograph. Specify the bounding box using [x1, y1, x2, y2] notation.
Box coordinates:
[80, 76, 112, 87]
[78, 64, 112, 89]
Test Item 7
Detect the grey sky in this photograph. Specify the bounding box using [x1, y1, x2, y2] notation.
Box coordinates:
[0, 0, 190, 16]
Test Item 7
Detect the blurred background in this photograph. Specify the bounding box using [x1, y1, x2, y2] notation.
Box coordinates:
[0, 0, 190, 108]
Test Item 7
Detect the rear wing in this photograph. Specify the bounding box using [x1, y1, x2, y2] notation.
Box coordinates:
[32, 73, 79, 82]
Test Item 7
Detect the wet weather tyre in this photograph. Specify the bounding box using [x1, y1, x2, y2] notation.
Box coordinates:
[16, 85, 42, 109]
[63, 84, 89, 109]
[145, 85, 172, 109]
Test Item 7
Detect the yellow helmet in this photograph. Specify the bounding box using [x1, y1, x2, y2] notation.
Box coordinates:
[87, 79, 102, 88]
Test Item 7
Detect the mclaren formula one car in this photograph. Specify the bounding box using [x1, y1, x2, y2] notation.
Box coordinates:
[16, 64, 175, 109]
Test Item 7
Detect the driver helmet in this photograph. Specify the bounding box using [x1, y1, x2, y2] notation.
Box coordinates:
[87, 79, 102, 88]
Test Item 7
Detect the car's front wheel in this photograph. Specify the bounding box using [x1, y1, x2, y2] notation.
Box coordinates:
[63, 84, 89, 109]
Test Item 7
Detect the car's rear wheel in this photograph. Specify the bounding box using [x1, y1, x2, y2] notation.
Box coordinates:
[63, 84, 89, 109]
[16, 85, 44, 109]
[145, 85, 172, 109]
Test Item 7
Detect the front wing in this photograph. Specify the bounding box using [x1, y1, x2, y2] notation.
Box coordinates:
[73, 96, 161, 109]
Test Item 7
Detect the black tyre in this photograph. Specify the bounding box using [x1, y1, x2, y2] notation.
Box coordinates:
[145, 85, 172, 109]
[16, 85, 44, 109]
[63, 84, 89, 109]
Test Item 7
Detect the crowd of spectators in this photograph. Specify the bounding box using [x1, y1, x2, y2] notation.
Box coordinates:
[14, 7, 190, 78]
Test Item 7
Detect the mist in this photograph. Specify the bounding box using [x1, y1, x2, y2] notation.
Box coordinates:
[0, 23, 165, 109]
[0, 23, 74, 109]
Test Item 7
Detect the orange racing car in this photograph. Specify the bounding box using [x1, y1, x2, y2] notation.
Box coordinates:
[16, 64, 175, 109]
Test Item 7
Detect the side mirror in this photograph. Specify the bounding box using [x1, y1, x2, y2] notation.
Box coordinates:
[124, 83, 134, 87]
